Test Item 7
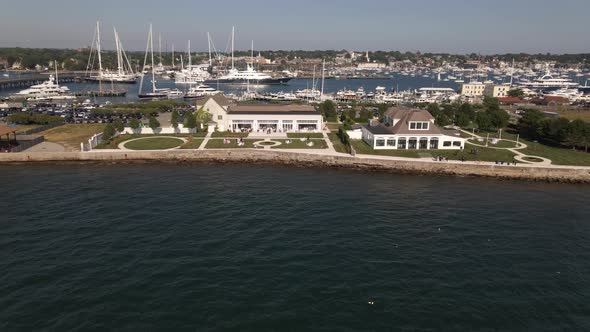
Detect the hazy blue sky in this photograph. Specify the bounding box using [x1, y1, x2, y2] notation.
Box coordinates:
[0, 0, 588, 53]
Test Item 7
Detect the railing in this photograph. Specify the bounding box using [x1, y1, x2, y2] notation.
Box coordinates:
[10, 136, 44, 152]
[17, 123, 63, 135]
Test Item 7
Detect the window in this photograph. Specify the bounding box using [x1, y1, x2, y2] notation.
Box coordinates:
[443, 141, 451, 147]
[453, 141, 462, 147]
[376, 139, 385, 147]
[398, 138, 407, 149]
[410, 122, 429, 130]
[218, 115, 223, 120]
[387, 139, 396, 147]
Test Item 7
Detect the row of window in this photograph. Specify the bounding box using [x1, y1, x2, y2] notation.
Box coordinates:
[374, 138, 462, 148]
[409, 121, 430, 130]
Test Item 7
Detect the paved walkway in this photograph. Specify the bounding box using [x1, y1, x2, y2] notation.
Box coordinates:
[459, 128, 553, 166]
[198, 132, 212, 150]
[24, 142, 66, 153]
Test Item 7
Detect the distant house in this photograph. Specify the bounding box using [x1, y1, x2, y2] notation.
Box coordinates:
[361, 107, 466, 150]
[197, 95, 324, 133]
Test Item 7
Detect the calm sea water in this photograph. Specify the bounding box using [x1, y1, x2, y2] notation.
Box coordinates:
[1, 164, 590, 331]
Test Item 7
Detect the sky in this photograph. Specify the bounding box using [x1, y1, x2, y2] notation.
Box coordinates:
[0, 0, 588, 54]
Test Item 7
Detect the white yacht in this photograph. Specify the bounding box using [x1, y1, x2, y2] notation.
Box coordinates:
[15, 75, 72, 99]
[175, 64, 210, 84]
[518, 68, 579, 91]
[184, 84, 220, 99]
[205, 64, 291, 85]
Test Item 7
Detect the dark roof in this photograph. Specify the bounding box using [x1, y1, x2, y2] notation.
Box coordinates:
[0, 125, 18, 136]
[363, 125, 394, 135]
[384, 106, 434, 122]
[227, 104, 320, 115]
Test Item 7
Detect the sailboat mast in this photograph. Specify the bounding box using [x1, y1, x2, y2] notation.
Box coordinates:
[172, 44, 175, 68]
[158, 33, 162, 66]
[321, 59, 325, 100]
[96, 21, 103, 74]
[139, 24, 151, 94]
[188, 40, 191, 68]
[151, 27, 157, 92]
[207, 32, 212, 67]
[509, 58, 515, 88]
[114, 28, 123, 76]
[231, 26, 235, 70]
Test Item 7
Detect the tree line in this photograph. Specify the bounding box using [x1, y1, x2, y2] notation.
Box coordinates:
[518, 109, 590, 152]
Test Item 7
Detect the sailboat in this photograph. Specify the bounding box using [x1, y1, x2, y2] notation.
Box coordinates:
[86, 21, 137, 84]
[138, 24, 183, 100]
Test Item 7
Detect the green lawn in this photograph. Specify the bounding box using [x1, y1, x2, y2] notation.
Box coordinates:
[179, 139, 204, 149]
[468, 139, 519, 148]
[211, 131, 249, 138]
[521, 141, 590, 166]
[271, 139, 328, 149]
[351, 139, 517, 162]
[123, 137, 184, 150]
[326, 122, 341, 131]
[286, 133, 324, 139]
[95, 134, 142, 149]
[328, 133, 349, 153]
[205, 139, 257, 149]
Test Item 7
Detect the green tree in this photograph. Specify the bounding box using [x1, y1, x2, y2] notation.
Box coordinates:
[113, 118, 124, 132]
[482, 96, 500, 113]
[129, 118, 141, 130]
[102, 123, 116, 141]
[517, 109, 544, 140]
[171, 110, 180, 128]
[148, 116, 160, 130]
[475, 111, 493, 131]
[184, 111, 197, 131]
[508, 88, 525, 98]
[318, 100, 337, 121]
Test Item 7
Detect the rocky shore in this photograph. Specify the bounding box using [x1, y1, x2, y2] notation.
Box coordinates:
[1, 150, 590, 184]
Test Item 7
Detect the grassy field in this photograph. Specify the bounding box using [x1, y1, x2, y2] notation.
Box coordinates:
[327, 133, 349, 153]
[124, 137, 184, 150]
[40, 124, 106, 151]
[205, 139, 257, 149]
[211, 132, 249, 138]
[286, 133, 324, 139]
[467, 139, 519, 148]
[554, 108, 590, 122]
[271, 139, 328, 149]
[350, 139, 517, 162]
[179, 139, 204, 149]
[326, 122, 341, 132]
[521, 141, 590, 166]
[14, 125, 41, 133]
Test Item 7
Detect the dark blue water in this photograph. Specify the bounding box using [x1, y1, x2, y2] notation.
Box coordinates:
[0, 75, 459, 103]
[1, 164, 590, 331]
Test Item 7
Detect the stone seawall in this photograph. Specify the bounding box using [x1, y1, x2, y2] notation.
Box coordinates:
[1, 150, 590, 183]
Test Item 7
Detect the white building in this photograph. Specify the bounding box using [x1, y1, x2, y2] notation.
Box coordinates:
[361, 107, 466, 150]
[198, 95, 324, 133]
[460, 82, 486, 97]
[484, 84, 510, 98]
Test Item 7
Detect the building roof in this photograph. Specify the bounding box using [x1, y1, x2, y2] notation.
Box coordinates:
[371, 107, 444, 136]
[226, 104, 319, 115]
[0, 125, 17, 136]
[201, 93, 231, 108]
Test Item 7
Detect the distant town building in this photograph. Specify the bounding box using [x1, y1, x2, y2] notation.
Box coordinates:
[361, 106, 466, 150]
[460, 82, 486, 97]
[484, 84, 510, 98]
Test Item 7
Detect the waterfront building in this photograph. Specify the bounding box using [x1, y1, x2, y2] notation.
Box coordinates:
[361, 107, 466, 150]
[484, 84, 510, 98]
[460, 82, 486, 97]
[198, 95, 324, 132]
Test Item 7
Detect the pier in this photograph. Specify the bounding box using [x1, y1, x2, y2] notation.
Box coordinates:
[0, 72, 89, 90]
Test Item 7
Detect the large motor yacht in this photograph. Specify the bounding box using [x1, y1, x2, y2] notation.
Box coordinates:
[205, 64, 292, 85]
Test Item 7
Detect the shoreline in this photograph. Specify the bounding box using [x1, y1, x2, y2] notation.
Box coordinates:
[1, 149, 590, 184]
